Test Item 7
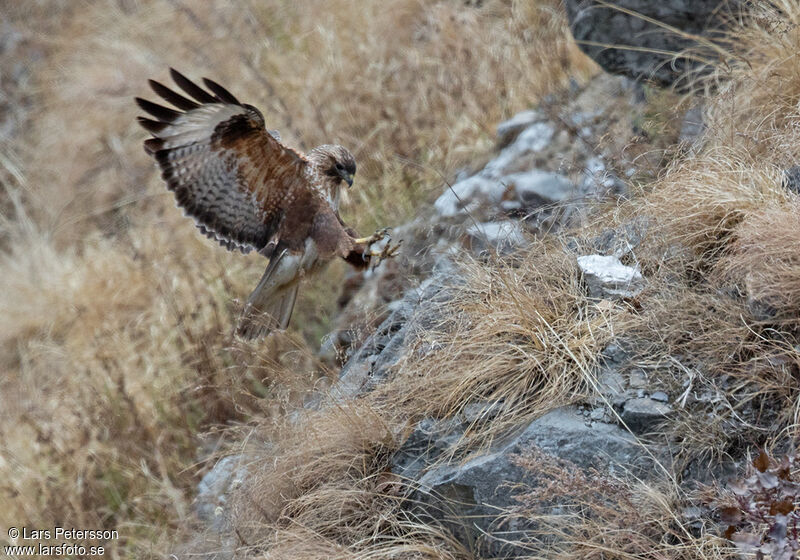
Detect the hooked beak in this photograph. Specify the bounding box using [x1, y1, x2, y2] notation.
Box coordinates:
[338, 168, 354, 187]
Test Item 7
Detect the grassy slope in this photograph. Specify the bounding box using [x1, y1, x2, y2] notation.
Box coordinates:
[217, 2, 800, 559]
[0, 0, 590, 556]
[5, 0, 799, 557]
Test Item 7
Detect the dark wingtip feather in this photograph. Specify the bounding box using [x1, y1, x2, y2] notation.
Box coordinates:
[202, 77, 240, 105]
[143, 138, 164, 155]
[169, 68, 217, 104]
[135, 97, 181, 122]
[137, 116, 168, 134]
[148, 79, 200, 111]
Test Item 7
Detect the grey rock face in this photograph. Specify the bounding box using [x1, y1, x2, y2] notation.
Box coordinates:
[483, 122, 556, 178]
[503, 170, 575, 206]
[335, 262, 461, 399]
[397, 406, 663, 557]
[496, 109, 545, 148]
[580, 157, 626, 197]
[783, 165, 800, 195]
[577, 254, 644, 299]
[434, 175, 507, 218]
[466, 220, 527, 255]
[563, 0, 743, 88]
[620, 397, 673, 433]
[587, 216, 650, 258]
[680, 104, 707, 148]
[195, 456, 247, 533]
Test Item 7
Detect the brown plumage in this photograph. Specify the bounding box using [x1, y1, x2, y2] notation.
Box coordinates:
[136, 69, 398, 339]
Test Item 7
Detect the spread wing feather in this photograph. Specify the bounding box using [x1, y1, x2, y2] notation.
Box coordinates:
[137, 68, 309, 254]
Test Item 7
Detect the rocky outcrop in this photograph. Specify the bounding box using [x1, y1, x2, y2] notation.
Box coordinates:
[193, 74, 674, 557]
[393, 406, 667, 557]
[320, 74, 642, 366]
[563, 0, 743, 88]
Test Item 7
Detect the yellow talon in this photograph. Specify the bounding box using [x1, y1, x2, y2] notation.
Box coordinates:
[370, 239, 402, 259]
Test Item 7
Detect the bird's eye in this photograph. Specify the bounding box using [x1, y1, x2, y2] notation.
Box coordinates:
[335, 162, 344, 171]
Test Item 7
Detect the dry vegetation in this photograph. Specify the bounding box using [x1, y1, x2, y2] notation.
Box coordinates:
[212, 2, 800, 558]
[4, 0, 800, 557]
[0, 0, 592, 557]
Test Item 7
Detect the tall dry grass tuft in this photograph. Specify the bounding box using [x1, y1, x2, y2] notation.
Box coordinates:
[719, 200, 800, 328]
[375, 246, 615, 456]
[216, 404, 469, 559]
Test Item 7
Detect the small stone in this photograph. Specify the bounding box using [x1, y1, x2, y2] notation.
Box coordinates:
[462, 401, 504, 423]
[483, 122, 556, 177]
[679, 104, 706, 146]
[597, 367, 625, 397]
[620, 398, 672, 433]
[502, 170, 575, 207]
[650, 391, 669, 403]
[577, 254, 644, 299]
[590, 407, 607, 421]
[466, 220, 526, 255]
[496, 110, 544, 148]
[784, 165, 800, 194]
[434, 175, 506, 217]
[628, 369, 647, 388]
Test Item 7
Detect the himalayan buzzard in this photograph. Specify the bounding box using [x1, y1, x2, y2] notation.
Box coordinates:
[136, 69, 398, 339]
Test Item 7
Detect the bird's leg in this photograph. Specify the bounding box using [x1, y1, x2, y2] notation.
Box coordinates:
[353, 227, 390, 245]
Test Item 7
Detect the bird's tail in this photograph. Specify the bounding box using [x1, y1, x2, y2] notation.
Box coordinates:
[236, 250, 300, 340]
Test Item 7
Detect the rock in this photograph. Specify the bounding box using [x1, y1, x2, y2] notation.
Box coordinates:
[399, 406, 664, 557]
[391, 417, 464, 482]
[679, 104, 706, 147]
[461, 401, 505, 424]
[483, 122, 556, 178]
[466, 220, 526, 255]
[195, 456, 247, 533]
[563, 0, 743, 88]
[650, 391, 669, 403]
[334, 262, 461, 398]
[620, 398, 672, 433]
[502, 170, 575, 207]
[596, 367, 626, 398]
[580, 157, 626, 196]
[496, 109, 544, 148]
[588, 216, 650, 258]
[589, 407, 608, 421]
[783, 165, 800, 195]
[577, 254, 644, 299]
[628, 369, 647, 389]
[434, 175, 507, 217]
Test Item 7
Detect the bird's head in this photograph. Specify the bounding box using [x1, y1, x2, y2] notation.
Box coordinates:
[310, 144, 357, 188]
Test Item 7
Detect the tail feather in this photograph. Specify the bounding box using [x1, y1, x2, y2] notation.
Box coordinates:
[236, 280, 300, 340]
[235, 249, 301, 340]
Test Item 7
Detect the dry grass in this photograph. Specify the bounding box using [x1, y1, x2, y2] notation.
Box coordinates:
[197, 403, 471, 559]
[0, 0, 590, 556]
[720, 201, 800, 327]
[507, 448, 735, 559]
[6, 0, 800, 557]
[374, 246, 616, 456]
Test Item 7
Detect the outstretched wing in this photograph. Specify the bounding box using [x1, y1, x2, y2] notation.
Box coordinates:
[136, 68, 308, 254]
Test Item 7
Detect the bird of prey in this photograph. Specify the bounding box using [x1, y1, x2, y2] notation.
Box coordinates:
[136, 69, 399, 339]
